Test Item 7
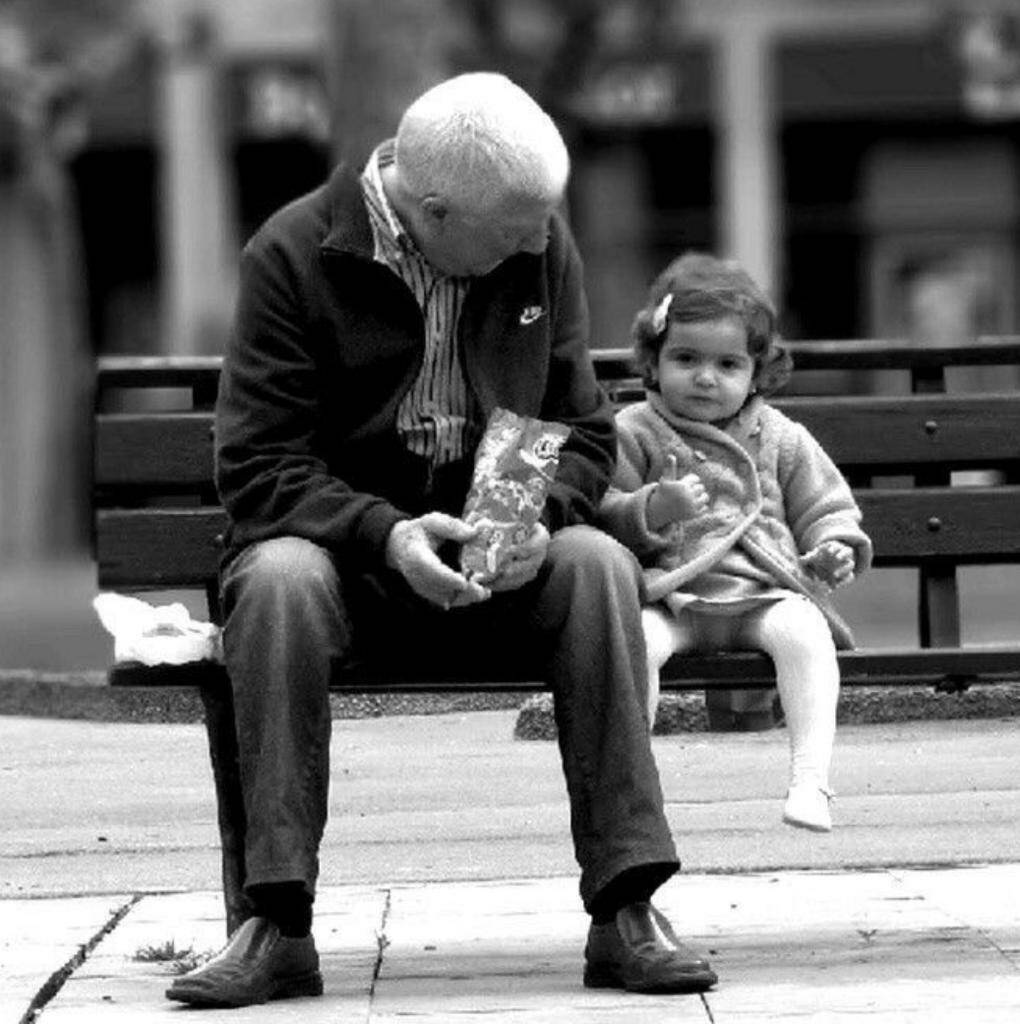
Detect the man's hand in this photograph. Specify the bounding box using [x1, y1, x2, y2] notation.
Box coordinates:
[385, 513, 491, 609]
[800, 540, 856, 589]
[485, 521, 550, 593]
[646, 453, 709, 532]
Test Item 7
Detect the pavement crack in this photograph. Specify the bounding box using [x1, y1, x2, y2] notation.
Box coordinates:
[701, 991, 716, 1022]
[366, 888, 393, 1019]
[19, 893, 143, 1024]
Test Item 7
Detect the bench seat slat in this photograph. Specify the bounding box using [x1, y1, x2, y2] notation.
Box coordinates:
[107, 644, 1020, 689]
[328, 646, 1020, 689]
[663, 646, 1020, 685]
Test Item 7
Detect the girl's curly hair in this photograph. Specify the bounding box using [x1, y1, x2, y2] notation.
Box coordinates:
[631, 251, 792, 396]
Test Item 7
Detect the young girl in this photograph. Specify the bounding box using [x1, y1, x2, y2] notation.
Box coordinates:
[598, 253, 872, 832]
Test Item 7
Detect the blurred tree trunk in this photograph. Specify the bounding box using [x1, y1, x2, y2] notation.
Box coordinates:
[325, 0, 457, 167]
[0, 1, 139, 561]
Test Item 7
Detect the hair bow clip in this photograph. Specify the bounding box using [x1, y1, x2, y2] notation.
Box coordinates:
[651, 292, 673, 335]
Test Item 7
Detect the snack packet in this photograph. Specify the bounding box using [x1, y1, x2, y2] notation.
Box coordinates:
[460, 408, 570, 584]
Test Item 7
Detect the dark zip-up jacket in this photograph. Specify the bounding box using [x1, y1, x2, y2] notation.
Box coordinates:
[215, 161, 616, 568]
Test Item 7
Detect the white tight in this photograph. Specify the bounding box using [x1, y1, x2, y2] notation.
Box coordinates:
[643, 597, 839, 788]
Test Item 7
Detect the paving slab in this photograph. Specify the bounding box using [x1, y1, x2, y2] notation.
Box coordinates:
[16, 866, 1020, 1023]
[0, 895, 131, 1023]
[38, 888, 388, 1023]
[673, 870, 1020, 1023]
[893, 864, 1020, 969]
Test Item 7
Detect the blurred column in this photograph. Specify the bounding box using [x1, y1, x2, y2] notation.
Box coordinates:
[572, 146, 651, 350]
[325, 0, 454, 167]
[156, 8, 236, 355]
[715, 19, 779, 298]
[708, 16, 781, 727]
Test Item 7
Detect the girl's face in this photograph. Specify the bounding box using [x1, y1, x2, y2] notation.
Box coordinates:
[655, 316, 756, 423]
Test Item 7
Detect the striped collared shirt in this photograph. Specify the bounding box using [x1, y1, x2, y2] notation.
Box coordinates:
[360, 142, 472, 468]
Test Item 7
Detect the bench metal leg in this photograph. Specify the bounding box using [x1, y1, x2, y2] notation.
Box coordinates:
[704, 684, 778, 730]
[198, 682, 255, 937]
[919, 560, 961, 649]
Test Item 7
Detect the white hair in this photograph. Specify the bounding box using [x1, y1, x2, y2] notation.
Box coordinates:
[394, 72, 569, 213]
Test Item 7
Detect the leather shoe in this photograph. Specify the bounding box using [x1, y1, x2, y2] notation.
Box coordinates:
[584, 901, 717, 993]
[165, 916, 322, 1007]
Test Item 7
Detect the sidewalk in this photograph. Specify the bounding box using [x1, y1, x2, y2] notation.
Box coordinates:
[3, 551, 1019, 1022]
[8, 865, 1020, 1022]
[3, 711, 1020, 1022]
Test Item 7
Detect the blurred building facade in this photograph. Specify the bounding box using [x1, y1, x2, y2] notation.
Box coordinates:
[3, 0, 1020, 558]
[70, 0, 1020, 361]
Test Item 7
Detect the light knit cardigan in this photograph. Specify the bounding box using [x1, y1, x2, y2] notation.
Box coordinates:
[598, 392, 873, 648]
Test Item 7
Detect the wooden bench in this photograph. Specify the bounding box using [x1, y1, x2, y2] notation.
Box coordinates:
[95, 336, 1020, 693]
[93, 337, 1020, 931]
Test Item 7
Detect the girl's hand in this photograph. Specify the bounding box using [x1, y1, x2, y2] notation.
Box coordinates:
[800, 540, 856, 588]
[647, 453, 709, 532]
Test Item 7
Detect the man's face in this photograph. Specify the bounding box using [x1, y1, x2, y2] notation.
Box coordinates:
[420, 192, 558, 277]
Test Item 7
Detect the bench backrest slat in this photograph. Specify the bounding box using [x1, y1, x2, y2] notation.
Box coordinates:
[93, 487, 1020, 588]
[97, 355, 223, 390]
[95, 508, 227, 587]
[93, 340, 1020, 593]
[97, 338, 1020, 394]
[96, 412, 214, 487]
[93, 393, 1020, 489]
[588, 337, 1020, 378]
[777, 394, 1020, 468]
[860, 487, 1020, 563]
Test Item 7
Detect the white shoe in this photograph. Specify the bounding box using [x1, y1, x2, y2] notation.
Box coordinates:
[783, 783, 833, 832]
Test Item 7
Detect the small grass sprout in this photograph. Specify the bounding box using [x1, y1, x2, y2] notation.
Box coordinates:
[133, 939, 212, 974]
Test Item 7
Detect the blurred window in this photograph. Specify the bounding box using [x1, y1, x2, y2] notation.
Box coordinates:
[227, 58, 330, 242]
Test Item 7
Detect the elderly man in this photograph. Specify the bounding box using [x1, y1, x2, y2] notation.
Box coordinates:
[167, 72, 716, 1008]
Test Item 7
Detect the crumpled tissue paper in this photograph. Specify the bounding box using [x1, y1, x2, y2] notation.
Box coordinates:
[92, 592, 223, 666]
